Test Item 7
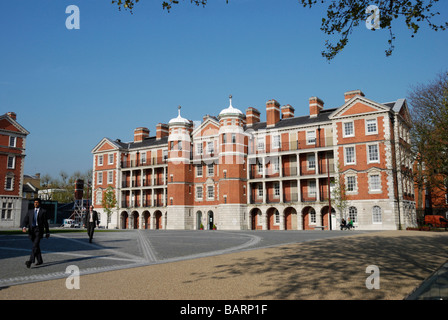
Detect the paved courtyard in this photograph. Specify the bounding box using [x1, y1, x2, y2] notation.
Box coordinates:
[0, 229, 447, 301]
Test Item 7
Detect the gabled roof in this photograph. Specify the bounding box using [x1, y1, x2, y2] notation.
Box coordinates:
[0, 113, 30, 135]
[192, 116, 220, 138]
[329, 96, 391, 119]
[383, 98, 412, 124]
[91, 136, 168, 153]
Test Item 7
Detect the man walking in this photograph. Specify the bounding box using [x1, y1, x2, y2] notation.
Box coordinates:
[84, 205, 99, 243]
[21, 198, 50, 268]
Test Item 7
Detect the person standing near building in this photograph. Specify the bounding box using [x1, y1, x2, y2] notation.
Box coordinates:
[84, 205, 99, 243]
[21, 198, 50, 268]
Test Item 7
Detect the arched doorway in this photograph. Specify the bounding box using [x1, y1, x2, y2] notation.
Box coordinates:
[207, 211, 214, 230]
[266, 207, 280, 230]
[321, 206, 336, 230]
[302, 206, 315, 230]
[284, 207, 297, 230]
[196, 211, 203, 230]
[143, 211, 150, 229]
[120, 211, 129, 229]
[250, 208, 261, 230]
[154, 210, 162, 229]
[131, 211, 139, 229]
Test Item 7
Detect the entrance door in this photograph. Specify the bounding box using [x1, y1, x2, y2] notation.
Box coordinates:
[208, 211, 214, 230]
[196, 211, 202, 230]
[155, 211, 162, 229]
[251, 212, 257, 230]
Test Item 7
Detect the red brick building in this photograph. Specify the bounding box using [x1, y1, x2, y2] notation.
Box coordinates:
[0, 112, 30, 228]
[91, 91, 416, 230]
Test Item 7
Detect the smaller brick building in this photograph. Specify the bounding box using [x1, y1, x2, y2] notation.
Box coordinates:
[0, 112, 30, 228]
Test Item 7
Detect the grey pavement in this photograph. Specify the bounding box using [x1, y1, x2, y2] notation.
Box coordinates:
[0, 229, 447, 300]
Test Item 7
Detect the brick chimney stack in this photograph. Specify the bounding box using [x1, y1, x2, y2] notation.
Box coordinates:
[281, 105, 295, 119]
[156, 123, 169, 140]
[309, 97, 324, 118]
[134, 127, 149, 143]
[246, 107, 260, 127]
[266, 99, 280, 127]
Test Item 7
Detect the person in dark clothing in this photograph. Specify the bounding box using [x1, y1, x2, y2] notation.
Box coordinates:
[83, 205, 99, 243]
[21, 198, 50, 268]
[340, 218, 347, 230]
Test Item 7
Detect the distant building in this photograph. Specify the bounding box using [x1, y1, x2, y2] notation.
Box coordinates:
[0, 112, 30, 228]
[23, 173, 40, 200]
[92, 91, 416, 230]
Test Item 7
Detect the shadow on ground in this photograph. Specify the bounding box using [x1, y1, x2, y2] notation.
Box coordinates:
[184, 232, 448, 300]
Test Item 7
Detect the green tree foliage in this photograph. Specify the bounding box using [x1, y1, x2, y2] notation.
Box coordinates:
[101, 186, 118, 229]
[300, 0, 447, 60]
[332, 163, 348, 220]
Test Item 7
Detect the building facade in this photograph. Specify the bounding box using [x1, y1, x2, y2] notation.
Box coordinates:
[91, 90, 416, 230]
[0, 112, 30, 228]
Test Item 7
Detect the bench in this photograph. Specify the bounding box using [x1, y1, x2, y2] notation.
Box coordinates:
[314, 226, 325, 230]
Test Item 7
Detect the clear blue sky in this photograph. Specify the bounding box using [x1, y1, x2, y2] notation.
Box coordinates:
[1, 0, 447, 179]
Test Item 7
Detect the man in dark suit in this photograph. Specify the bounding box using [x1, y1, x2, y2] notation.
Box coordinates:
[83, 205, 99, 243]
[21, 198, 50, 268]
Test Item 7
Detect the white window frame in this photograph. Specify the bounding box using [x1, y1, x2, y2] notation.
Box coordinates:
[207, 164, 214, 177]
[98, 155, 103, 166]
[98, 172, 103, 184]
[196, 165, 203, 177]
[207, 141, 214, 154]
[1, 201, 13, 220]
[306, 130, 316, 145]
[307, 154, 316, 170]
[274, 183, 280, 198]
[207, 185, 214, 200]
[346, 175, 357, 193]
[272, 157, 279, 173]
[107, 171, 113, 184]
[369, 173, 381, 192]
[343, 121, 354, 137]
[196, 143, 203, 155]
[95, 190, 102, 205]
[372, 206, 382, 224]
[348, 206, 358, 223]
[309, 208, 316, 224]
[257, 183, 263, 198]
[344, 146, 356, 165]
[9, 136, 16, 147]
[257, 137, 265, 151]
[7, 156, 15, 169]
[367, 143, 379, 163]
[196, 186, 203, 200]
[257, 161, 263, 175]
[274, 210, 280, 224]
[365, 118, 378, 135]
[273, 135, 281, 149]
[5, 176, 14, 191]
[108, 153, 114, 165]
